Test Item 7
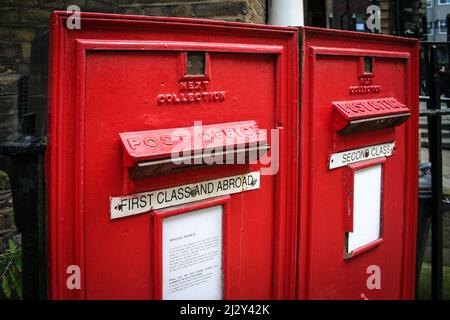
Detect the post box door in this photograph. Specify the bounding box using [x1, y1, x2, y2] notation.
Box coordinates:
[297, 28, 419, 300]
[47, 13, 298, 300]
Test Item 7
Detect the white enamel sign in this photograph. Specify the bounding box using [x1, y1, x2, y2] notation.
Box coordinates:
[329, 142, 394, 169]
[110, 171, 260, 219]
[163, 205, 223, 300]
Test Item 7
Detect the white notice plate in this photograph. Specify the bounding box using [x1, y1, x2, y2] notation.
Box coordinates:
[329, 142, 395, 170]
[110, 171, 260, 219]
[163, 205, 223, 300]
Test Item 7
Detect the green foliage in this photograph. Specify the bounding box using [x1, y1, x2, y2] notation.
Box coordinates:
[0, 171, 10, 191]
[0, 239, 22, 300]
[417, 263, 450, 300]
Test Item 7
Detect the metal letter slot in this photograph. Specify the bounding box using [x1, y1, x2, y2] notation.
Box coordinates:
[333, 97, 411, 135]
[119, 121, 269, 180]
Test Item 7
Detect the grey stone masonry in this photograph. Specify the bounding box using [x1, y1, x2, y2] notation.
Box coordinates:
[0, 1, 267, 76]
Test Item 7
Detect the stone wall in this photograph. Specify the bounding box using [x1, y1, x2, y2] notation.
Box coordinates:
[0, 0, 266, 76]
[379, 0, 426, 36]
[332, 0, 370, 30]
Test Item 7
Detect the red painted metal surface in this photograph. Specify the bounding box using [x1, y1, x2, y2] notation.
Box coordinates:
[333, 97, 410, 121]
[120, 120, 266, 164]
[297, 27, 419, 300]
[333, 98, 411, 134]
[47, 12, 298, 299]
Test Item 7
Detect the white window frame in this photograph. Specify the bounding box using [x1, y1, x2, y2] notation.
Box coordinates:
[427, 0, 433, 8]
[439, 20, 448, 34]
[427, 21, 435, 35]
[438, 0, 450, 5]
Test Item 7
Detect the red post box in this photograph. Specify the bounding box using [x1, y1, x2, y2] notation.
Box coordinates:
[297, 27, 419, 300]
[46, 12, 298, 299]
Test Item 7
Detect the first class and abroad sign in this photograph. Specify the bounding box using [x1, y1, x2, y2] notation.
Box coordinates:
[110, 172, 260, 219]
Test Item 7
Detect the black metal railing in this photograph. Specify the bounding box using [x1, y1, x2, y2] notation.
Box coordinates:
[419, 41, 450, 300]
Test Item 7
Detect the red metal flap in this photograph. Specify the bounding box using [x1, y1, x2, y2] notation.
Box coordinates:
[119, 120, 267, 166]
[333, 97, 411, 134]
[333, 97, 410, 120]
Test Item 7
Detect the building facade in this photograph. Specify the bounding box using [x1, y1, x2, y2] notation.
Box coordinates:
[426, 0, 450, 41]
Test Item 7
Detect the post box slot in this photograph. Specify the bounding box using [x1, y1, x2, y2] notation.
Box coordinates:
[129, 144, 269, 180]
[337, 113, 410, 135]
[333, 97, 411, 135]
[120, 120, 269, 180]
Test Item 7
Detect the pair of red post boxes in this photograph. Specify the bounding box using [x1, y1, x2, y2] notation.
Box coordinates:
[45, 12, 419, 299]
